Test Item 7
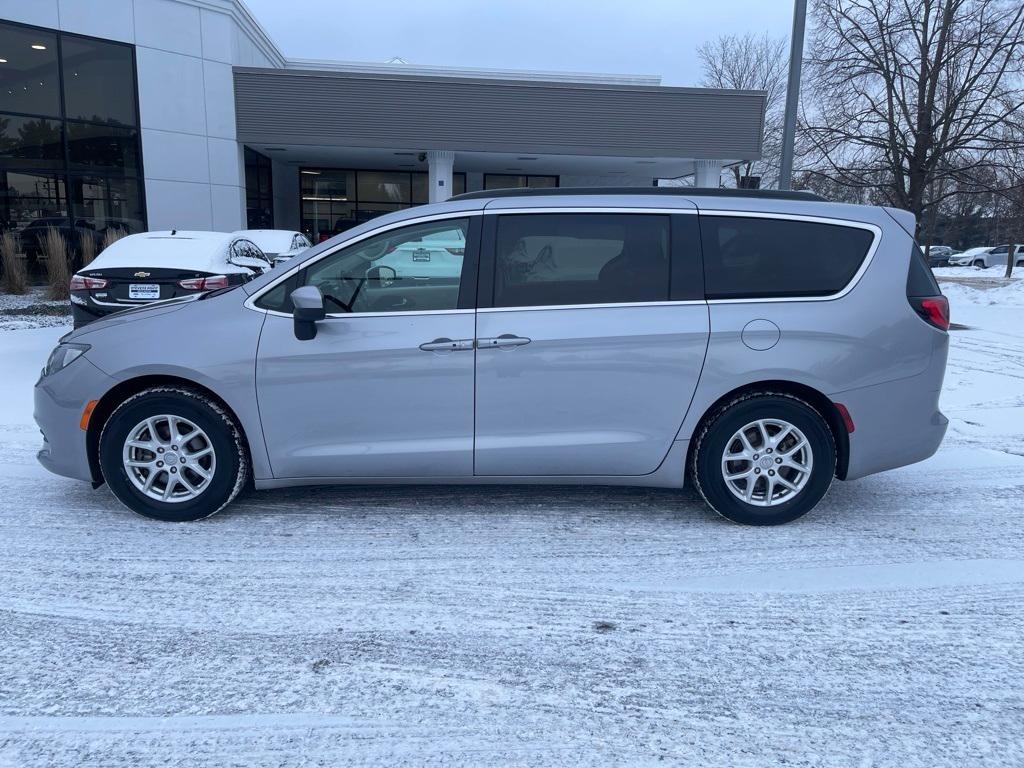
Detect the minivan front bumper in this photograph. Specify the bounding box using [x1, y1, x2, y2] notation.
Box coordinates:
[34, 356, 114, 482]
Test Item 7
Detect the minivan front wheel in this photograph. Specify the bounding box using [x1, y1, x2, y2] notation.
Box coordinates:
[99, 387, 249, 522]
[691, 393, 836, 525]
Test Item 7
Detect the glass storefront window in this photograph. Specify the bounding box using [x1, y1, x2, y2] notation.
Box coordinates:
[0, 170, 67, 255]
[357, 171, 410, 204]
[0, 24, 60, 117]
[0, 114, 63, 169]
[60, 36, 137, 126]
[485, 174, 559, 190]
[0, 21, 145, 273]
[69, 174, 144, 235]
[245, 147, 274, 228]
[67, 121, 140, 172]
[298, 167, 467, 242]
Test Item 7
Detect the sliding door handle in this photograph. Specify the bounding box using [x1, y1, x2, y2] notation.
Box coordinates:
[419, 337, 475, 352]
[479, 334, 531, 349]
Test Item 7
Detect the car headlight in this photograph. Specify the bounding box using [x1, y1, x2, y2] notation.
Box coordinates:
[43, 343, 90, 378]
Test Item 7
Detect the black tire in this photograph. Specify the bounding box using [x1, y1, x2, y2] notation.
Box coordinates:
[99, 387, 249, 522]
[691, 392, 836, 526]
[973, 260, 985, 268]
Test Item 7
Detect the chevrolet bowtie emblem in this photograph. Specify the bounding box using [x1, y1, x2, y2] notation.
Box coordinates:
[133, 271, 150, 278]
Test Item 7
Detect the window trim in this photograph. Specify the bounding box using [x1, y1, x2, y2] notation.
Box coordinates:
[244, 210, 483, 318]
[697, 210, 881, 304]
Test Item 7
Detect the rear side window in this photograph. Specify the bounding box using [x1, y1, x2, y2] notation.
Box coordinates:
[493, 213, 669, 308]
[700, 216, 874, 299]
[907, 242, 941, 296]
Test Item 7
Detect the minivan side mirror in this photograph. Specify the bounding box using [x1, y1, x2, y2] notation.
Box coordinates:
[290, 285, 326, 341]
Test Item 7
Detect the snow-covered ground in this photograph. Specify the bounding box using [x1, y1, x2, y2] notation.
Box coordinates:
[1, 283, 1023, 766]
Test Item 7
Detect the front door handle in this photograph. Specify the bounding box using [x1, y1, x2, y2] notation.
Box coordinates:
[419, 337, 475, 352]
[478, 334, 532, 349]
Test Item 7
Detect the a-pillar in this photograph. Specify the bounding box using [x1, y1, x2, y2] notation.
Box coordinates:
[694, 159, 723, 188]
[427, 150, 455, 203]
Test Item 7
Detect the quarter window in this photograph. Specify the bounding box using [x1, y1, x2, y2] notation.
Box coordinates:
[256, 218, 470, 314]
[700, 216, 874, 299]
[493, 213, 670, 308]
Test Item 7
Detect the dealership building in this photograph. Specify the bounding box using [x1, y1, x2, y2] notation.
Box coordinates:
[1, 0, 766, 245]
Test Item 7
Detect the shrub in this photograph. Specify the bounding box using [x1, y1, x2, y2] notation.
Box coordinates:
[80, 230, 97, 268]
[42, 228, 71, 300]
[102, 228, 127, 252]
[0, 231, 28, 295]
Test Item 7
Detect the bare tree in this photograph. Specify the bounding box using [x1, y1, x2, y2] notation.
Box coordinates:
[799, 0, 1024, 235]
[699, 33, 788, 188]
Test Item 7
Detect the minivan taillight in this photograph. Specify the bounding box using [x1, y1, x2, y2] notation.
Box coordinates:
[178, 275, 229, 291]
[910, 295, 950, 331]
[69, 275, 108, 291]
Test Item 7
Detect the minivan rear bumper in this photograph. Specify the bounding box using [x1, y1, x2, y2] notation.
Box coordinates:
[833, 357, 948, 480]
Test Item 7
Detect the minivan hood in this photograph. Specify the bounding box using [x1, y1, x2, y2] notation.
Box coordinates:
[66, 294, 201, 341]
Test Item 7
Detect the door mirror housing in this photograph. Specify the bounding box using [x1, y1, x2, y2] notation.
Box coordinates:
[291, 285, 326, 340]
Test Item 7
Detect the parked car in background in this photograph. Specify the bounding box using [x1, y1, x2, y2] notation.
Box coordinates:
[948, 246, 994, 266]
[69, 231, 271, 328]
[36, 188, 949, 527]
[922, 245, 956, 267]
[372, 226, 467, 279]
[234, 229, 312, 266]
[973, 244, 1024, 269]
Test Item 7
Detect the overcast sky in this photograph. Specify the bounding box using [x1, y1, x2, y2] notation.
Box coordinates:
[242, 0, 796, 86]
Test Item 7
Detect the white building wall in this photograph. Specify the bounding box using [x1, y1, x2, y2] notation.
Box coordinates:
[0, 0, 283, 232]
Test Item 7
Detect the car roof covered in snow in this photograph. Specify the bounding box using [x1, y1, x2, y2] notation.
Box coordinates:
[233, 229, 302, 254]
[83, 231, 241, 274]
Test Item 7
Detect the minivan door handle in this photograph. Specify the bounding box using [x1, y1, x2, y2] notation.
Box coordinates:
[419, 337, 475, 352]
[479, 334, 532, 349]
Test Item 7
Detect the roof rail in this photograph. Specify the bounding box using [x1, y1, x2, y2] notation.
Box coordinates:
[450, 186, 827, 202]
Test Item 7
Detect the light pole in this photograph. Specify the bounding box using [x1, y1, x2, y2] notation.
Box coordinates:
[779, 0, 808, 190]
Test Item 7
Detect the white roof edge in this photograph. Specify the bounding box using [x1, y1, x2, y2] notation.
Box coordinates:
[282, 58, 662, 86]
[186, 0, 287, 67]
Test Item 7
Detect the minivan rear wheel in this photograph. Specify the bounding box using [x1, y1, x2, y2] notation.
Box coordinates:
[99, 387, 249, 522]
[691, 392, 836, 526]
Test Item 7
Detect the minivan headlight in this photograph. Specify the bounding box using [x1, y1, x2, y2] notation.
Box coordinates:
[43, 343, 90, 378]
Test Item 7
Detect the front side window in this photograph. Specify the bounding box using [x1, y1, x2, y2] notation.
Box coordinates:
[700, 216, 875, 299]
[257, 218, 471, 314]
[493, 213, 670, 308]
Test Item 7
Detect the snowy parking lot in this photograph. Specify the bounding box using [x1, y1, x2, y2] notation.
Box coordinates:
[1, 279, 1023, 766]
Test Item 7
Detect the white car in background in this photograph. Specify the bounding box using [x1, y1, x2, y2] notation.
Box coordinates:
[70, 231, 272, 327]
[372, 227, 467, 279]
[948, 246, 993, 266]
[234, 230, 312, 266]
[980, 244, 1024, 269]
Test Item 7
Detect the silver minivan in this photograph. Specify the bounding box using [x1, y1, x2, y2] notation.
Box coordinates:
[34, 189, 950, 525]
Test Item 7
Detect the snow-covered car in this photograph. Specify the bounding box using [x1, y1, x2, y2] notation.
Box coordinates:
[948, 246, 994, 266]
[234, 229, 311, 266]
[70, 231, 272, 328]
[370, 227, 466, 279]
